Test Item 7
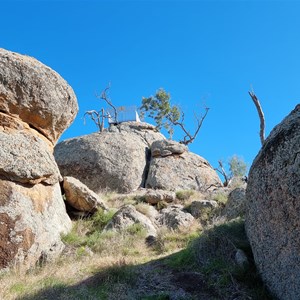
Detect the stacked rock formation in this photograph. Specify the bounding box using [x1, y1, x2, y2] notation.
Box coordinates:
[55, 122, 165, 193]
[55, 127, 222, 194]
[146, 139, 222, 191]
[246, 104, 300, 299]
[0, 48, 78, 270]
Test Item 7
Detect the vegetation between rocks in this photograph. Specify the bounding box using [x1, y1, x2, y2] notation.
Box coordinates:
[0, 207, 271, 300]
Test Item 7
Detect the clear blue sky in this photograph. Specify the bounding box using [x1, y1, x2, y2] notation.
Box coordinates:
[1, 0, 300, 172]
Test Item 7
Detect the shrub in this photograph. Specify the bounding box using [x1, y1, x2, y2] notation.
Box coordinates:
[194, 218, 271, 299]
[176, 190, 195, 201]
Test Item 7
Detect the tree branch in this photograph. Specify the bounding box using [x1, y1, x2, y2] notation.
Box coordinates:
[173, 107, 209, 145]
[83, 110, 102, 131]
[248, 91, 265, 146]
[96, 83, 118, 123]
[215, 160, 230, 187]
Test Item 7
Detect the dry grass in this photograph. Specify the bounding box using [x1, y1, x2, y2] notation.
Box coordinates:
[0, 210, 202, 300]
[0, 193, 271, 300]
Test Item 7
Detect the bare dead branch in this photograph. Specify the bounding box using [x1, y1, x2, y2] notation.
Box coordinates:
[96, 83, 118, 123]
[248, 91, 265, 146]
[215, 160, 230, 187]
[173, 107, 209, 145]
[83, 110, 103, 132]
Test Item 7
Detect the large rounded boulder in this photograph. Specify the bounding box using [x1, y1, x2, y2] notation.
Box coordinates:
[54, 122, 165, 194]
[146, 139, 222, 192]
[0, 48, 78, 144]
[246, 104, 300, 299]
[0, 49, 77, 270]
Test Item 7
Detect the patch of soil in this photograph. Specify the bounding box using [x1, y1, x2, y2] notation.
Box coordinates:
[172, 271, 209, 293]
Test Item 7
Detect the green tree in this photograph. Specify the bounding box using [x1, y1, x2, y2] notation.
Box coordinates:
[140, 88, 209, 145]
[215, 155, 247, 186]
[229, 155, 247, 178]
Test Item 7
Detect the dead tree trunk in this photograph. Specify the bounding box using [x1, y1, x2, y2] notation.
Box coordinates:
[100, 108, 105, 132]
[248, 91, 265, 146]
[215, 160, 231, 187]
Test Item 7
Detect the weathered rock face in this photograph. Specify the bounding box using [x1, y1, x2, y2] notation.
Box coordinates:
[0, 48, 78, 144]
[0, 113, 61, 185]
[0, 48, 77, 270]
[0, 180, 71, 270]
[63, 176, 108, 213]
[246, 104, 300, 299]
[157, 205, 194, 229]
[222, 187, 246, 220]
[151, 139, 187, 157]
[54, 122, 165, 194]
[104, 204, 157, 237]
[142, 189, 176, 205]
[146, 140, 222, 192]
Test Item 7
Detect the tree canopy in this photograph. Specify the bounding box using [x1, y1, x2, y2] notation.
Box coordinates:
[140, 88, 209, 145]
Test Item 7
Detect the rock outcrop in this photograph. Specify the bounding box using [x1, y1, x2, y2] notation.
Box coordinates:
[0, 181, 71, 270]
[146, 139, 222, 192]
[0, 48, 77, 270]
[63, 176, 108, 213]
[0, 48, 78, 144]
[246, 104, 300, 299]
[54, 122, 165, 194]
[0, 113, 61, 185]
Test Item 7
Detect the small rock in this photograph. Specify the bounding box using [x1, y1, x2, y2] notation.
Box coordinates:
[63, 176, 108, 213]
[104, 205, 157, 237]
[190, 200, 218, 219]
[150, 139, 188, 157]
[235, 249, 249, 269]
[222, 187, 246, 220]
[143, 189, 176, 204]
[157, 205, 194, 229]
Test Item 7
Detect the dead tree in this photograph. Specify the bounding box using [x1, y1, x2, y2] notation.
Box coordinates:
[248, 90, 265, 146]
[83, 108, 108, 132]
[174, 107, 210, 145]
[215, 160, 231, 187]
[84, 84, 118, 132]
[96, 84, 118, 124]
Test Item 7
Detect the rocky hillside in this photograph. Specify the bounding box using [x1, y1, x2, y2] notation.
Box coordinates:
[3, 47, 297, 299]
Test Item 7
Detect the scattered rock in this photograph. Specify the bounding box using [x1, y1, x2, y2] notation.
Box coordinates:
[235, 249, 249, 270]
[0, 48, 78, 144]
[55, 122, 164, 194]
[146, 141, 222, 192]
[104, 205, 157, 237]
[246, 104, 300, 299]
[142, 189, 176, 204]
[222, 187, 246, 220]
[157, 205, 194, 229]
[190, 200, 218, 219]
[63, 176, 108, 213]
